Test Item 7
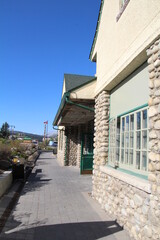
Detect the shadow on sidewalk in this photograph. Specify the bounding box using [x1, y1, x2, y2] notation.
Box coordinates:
[1, 220, 123, 240]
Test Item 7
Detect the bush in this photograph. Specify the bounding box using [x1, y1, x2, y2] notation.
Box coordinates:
[0, 143, 11, 160]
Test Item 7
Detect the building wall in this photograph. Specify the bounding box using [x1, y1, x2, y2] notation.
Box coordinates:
[57, 127, 66, 166]
[67, 126, 78, 166]
[92, 39, 160, 240]
[57, 121, 94, 167]
[92, 0, 160, 94]
[110, 62, 149, 118]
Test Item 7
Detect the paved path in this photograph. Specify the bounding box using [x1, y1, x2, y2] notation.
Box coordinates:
[0, 152, 131, 240]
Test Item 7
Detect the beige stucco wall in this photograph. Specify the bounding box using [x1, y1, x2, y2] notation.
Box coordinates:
[92, 0, 160, 95]
[70, 80, 96, 99]
[110, 62, 149, 118]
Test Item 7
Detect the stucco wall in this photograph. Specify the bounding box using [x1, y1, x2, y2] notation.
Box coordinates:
[93, 0, 160, 94]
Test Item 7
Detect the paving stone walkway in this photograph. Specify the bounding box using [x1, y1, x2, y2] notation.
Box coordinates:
[0, 152, 132, 240]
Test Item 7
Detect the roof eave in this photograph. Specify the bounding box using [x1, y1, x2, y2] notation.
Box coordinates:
[89, 0, 104, 61]
[53, 92, 70, 126]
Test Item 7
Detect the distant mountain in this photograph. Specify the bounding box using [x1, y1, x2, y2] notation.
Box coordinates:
[13, 131, 44, 142]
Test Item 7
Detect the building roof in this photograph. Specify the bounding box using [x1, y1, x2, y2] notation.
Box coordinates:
[89, 0, 104, 61]
[64, 74, 95, 92]
[53, 74, 96, 126]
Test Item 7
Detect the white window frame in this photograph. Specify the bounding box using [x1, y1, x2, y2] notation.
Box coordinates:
[109, 106, 149, 176]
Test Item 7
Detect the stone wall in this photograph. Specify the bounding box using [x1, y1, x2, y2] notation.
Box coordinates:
[67, 126, 78, 166]
[146, 38, 160, 239]
[76, 125, 82, 167]
[57, 128, 66, 166]
[92, 39, 160, 240]
[92, 90, 110, 199]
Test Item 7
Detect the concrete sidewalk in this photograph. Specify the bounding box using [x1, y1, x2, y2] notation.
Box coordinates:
[0, 152, 132, 240]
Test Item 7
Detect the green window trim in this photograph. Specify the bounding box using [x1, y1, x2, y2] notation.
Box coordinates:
[108, 104, 149, 177]
[107, 164, 148, 180]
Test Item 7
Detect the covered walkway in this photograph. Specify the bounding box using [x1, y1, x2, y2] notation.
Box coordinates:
[0, 152, 131, 240]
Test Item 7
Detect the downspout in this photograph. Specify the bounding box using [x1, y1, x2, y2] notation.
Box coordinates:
[65, 95, 94, 112]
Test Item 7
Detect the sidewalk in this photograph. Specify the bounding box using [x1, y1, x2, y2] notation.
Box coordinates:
[0, 152, 132, 240]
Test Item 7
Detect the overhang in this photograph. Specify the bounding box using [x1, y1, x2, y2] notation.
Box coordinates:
[53, 78, 96, 127]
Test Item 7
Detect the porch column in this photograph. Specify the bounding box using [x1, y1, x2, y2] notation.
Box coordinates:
[76, 125, 81, 168]
[92, 90, 110, 199]
[147, 38, 160, 238]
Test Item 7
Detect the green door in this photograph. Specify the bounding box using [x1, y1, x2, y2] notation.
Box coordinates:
[80, 134, 93, 174]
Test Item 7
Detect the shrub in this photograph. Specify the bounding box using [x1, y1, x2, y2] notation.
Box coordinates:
[0, 143, 11, 160]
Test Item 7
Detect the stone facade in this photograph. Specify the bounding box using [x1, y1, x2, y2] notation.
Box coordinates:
[57, 121, 94, 168]
[92, 38, 160, 240]
[57, 128, 66, 166]
[66, 126, 78, 166]
[146, 38, 160, 239]
[92, 90, 110, 197]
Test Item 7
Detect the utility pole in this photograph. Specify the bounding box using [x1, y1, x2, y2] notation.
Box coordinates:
[10, 125, 15, 138]
[43, 121, 48, 141]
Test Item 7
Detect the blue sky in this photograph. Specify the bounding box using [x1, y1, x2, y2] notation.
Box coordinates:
[0, 0, 100, 135]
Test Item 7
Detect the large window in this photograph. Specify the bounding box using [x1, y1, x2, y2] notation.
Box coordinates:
[109, 107, 149, 175]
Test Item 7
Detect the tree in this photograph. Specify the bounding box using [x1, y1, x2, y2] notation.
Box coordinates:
[0, 122, 10, 139]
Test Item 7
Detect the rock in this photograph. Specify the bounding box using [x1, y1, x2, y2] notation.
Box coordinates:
[142, 205, 149, 215]
[143, 225, 152, 238]
[148, 173, 157, 182]
[133, 194, 143, 207]
[154, 120, 160, 129]
[154, 59, 160, 68]
[154, 79, 160, 88]
[148, 107, 157, 117]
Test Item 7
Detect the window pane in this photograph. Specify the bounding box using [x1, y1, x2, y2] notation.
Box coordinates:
[125, 132, 129, 148]
[136, 151, 140, 169]
[125, 149, 129, 164]
[121, 133, 124, 147]
[116, 134, 120, 148]
[121, 149, 124, 163]
[130, 132, 134, 148]
[137, 112, 141, 130]
[130, 114, 134, 130]
[129, 149, 133, 165]
[142, 110, 147, 129]
[126, 116, 129, 131]
[122, 118, 125, 132]
[142, 152, 147, 171]
[142, 130, 147, 149]
[136, 131, 141, 149]
[116, 148, 119, 161]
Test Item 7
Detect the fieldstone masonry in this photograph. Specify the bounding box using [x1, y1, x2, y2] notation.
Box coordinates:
[92, 90, 110, 199]
[92, 39, 160, 240]
[146, 38, 160, 239]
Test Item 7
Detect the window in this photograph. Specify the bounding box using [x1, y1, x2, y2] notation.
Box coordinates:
[109, 107, 149, 175]
[116, 0, 130, 22]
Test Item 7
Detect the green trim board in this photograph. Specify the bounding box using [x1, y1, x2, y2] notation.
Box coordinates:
[66, 98, 94, 112]
[53, 92, 70, 126]
[117, 103, 148, 118]
[107, 164, 148, 180]
[89, 0, 104, 60]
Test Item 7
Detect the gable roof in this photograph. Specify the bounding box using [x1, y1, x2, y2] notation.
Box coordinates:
[64, 74, 95, 92]
[89, 0, 104, 61]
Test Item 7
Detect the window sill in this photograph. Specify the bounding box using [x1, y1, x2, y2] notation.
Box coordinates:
[100, 165, 151, 194]
[116, 0, 130, 22]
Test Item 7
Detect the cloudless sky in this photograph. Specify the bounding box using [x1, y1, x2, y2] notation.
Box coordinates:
[0, 0, 100, 135]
